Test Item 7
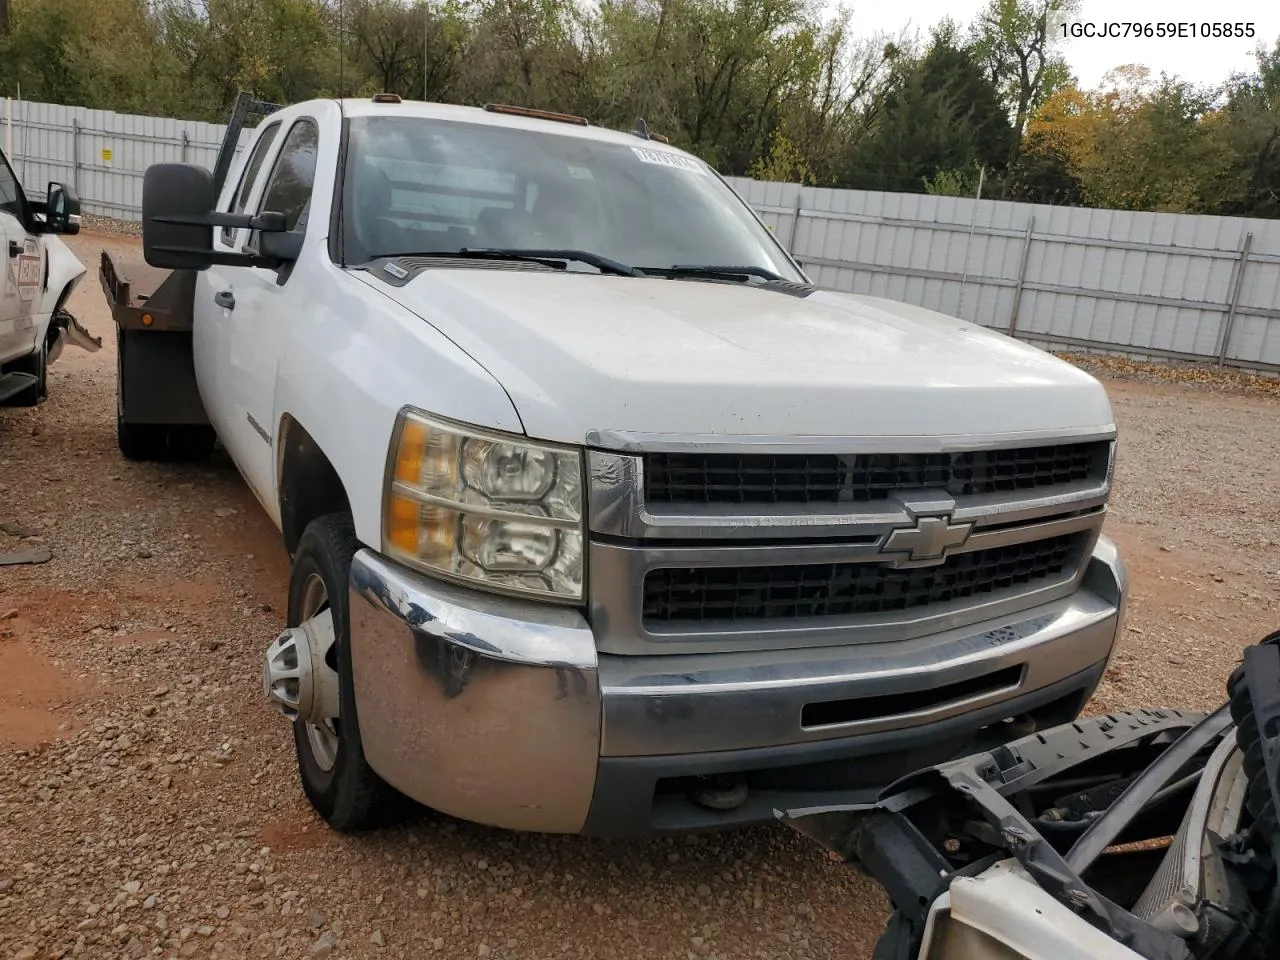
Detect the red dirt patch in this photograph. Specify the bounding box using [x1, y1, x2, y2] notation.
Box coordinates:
[260, 816, 329, 853]
[0, 638, 89, 748]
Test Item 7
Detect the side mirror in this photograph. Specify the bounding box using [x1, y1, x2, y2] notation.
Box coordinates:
[142, 163, 289, 271]
[258, 229, 304, 263]
[142, 164, 220, 270]
[46, 182, 82, 235]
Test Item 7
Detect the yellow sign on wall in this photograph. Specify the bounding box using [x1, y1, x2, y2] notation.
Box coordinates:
[101, 148, 113, 163]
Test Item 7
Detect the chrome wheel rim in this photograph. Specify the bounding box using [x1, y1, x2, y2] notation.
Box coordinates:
[299, 573, 340, 773]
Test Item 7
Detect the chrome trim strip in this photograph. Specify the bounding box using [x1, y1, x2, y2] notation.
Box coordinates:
[597, 559, 1123, 755]
[588, 451, 1111, 541]
[597, 510, 1101, 572]
[951, 485, 1109, 526]
[587, 425, 1117, 454]
[588, 524, 1102, 656]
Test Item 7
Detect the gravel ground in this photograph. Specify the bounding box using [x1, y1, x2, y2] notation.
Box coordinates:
[1, 231, 1278, 960]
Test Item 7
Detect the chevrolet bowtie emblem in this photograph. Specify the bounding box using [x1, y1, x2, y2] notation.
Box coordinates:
[883, 515, 973, 562]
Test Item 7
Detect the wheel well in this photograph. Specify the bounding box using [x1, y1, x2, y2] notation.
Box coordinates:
[52, 279, 76, 316]
[278, 418, 352, 557]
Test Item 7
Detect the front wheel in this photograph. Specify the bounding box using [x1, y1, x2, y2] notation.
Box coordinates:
[288, 513, 408, 832]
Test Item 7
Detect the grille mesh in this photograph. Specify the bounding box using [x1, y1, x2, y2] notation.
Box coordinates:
[644, 442, 1109, 505]
[642, 533, 1084, 624]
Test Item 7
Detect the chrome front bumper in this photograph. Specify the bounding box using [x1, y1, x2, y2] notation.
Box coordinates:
[347, 536, 1126, 836]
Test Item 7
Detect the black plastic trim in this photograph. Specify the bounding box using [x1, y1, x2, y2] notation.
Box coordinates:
[580, 661, 1104, 837]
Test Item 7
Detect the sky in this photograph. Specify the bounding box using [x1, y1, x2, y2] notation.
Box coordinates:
[846, 0, 1280, 90]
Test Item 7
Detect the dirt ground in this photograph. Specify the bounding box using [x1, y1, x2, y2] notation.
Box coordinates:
[1, 231, 1277, 960]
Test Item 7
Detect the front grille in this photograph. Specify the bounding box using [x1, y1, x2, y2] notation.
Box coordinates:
[642, 533, 1084, 624]
[643, 442, 1109, 505]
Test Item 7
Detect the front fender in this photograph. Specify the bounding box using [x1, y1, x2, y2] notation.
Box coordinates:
[271, 264, 526, 549]
[40, 237, 101, 365]
[39, 236, 86, 317]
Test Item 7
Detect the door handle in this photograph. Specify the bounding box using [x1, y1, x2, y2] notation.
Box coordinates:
[7, 241, 19, 258]
[213, 290, 236, 310]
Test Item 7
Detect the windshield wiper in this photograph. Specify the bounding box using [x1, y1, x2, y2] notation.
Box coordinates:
[644, 264, 790, 283]
[459, 247, 641, 277]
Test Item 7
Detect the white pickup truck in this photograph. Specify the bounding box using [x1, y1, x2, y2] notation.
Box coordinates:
[114, 93, 1127, 838]
[1, 144, 97, 406]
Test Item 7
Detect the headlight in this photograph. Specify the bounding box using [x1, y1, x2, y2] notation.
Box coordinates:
[383, 409, 584, 602]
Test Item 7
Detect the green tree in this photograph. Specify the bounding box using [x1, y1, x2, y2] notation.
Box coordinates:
[350, 0, 423, 95]
[1061, 67, 1222, 212]
[1200, 42, 1280, 217]
[922, 168, 980, 196]
[969, 0, 1078, 146]
[0, 0, 1275, 219]
[843, 28, 1015, 192]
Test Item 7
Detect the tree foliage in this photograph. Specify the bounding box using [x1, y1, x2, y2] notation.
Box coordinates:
[1008, 52, 1280, 217]
[0, 0, 1276, 217]
[844, 25, 1015, 192]
[969, 0, 1077, 143]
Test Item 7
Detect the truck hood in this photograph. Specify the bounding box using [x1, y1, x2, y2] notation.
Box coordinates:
[356, 269, 1114, 444]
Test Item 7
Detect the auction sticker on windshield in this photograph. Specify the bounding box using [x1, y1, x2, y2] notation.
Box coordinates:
[630, 146, 706, 175]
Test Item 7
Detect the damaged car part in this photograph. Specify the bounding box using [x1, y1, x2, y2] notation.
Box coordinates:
[781, 633, 1280, 960]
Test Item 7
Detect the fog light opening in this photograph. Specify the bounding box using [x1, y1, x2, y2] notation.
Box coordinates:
[1001, 713, 1038, 737]
[690, 774, 749, 811]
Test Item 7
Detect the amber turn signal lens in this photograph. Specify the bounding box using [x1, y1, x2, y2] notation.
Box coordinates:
[386, 494, 422, 554]
[393, 419, 428, 485]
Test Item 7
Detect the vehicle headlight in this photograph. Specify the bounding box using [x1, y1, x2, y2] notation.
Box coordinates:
[382, 409, 584, 602]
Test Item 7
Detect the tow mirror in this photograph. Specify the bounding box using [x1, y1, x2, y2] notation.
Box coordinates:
[142, 163, 289, 271]
[45, 182, 81, 235]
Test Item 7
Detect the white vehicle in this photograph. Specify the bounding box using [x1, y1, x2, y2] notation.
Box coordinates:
[0, 145, 98, 405]
[113, 93, 1128, 838]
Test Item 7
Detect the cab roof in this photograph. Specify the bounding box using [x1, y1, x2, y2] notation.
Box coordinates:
[331, 97, 687, 156]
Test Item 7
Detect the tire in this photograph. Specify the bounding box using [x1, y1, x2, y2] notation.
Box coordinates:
[288, 512, 409, 832]
[9, 341, 46, 406]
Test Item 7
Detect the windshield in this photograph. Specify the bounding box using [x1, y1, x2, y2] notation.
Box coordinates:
[339, 116, 803, 281]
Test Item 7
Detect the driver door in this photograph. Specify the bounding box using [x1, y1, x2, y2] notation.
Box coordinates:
[0, 150, 43, 366]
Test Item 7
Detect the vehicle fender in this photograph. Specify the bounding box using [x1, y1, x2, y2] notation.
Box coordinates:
[36, 236, 100, 366]
[39, 236, 86, 317]
[271, 264, 525, 549]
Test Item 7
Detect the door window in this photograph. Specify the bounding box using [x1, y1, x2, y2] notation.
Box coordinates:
[257, 119, 320, 233]
[221, 122, 281, 245]
[0, 150, 26, 220]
